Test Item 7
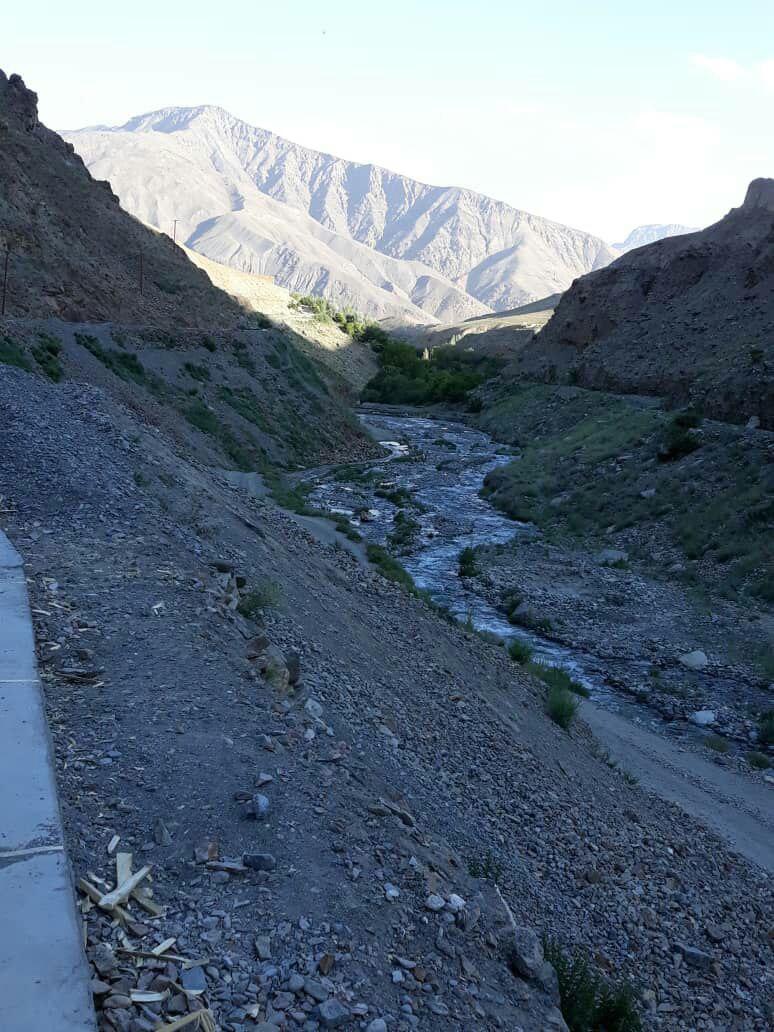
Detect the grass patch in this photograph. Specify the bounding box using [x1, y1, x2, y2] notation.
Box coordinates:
[529, 662, 590, 698]
[0, 335, 32, 371]
[544, 939, 642, 1032]
[184, 361, 211, 382]
[458, 546, 478, 578]
[747, 751, 771, 770]
[545, 684, 580, 729]
[704, 734, 730, 754]
[31, 333, 63, 381]
[237, 581, 282, 619]
[508, 639, 533, 664]
[757, 710, 774, 747]
[366, 544, 419, 594]
[388, 510, 421, 551]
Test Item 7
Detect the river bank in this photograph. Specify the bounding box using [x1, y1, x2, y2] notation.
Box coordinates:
[299, 408, 774, 790]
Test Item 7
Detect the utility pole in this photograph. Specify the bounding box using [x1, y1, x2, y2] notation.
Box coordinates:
[139, 250, 144, 296]
[172, 220, 178, 245]
[1, 249, 9, 316]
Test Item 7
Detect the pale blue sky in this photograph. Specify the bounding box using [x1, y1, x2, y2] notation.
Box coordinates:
[5, 1, 773, 239]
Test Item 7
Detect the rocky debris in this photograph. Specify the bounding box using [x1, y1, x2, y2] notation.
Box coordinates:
[3, 366, 772, 1031]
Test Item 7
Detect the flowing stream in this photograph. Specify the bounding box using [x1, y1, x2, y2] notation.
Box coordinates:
[307, 410, 654, 715]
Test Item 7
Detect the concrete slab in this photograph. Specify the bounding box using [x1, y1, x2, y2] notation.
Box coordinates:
[0, 851, 95, 1030]
[0, 530, 95, 1030]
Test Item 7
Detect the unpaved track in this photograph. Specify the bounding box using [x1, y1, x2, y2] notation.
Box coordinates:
[584, 704, 774, 873]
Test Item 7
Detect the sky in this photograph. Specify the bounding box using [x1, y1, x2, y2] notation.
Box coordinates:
[4, 1, 773, 241]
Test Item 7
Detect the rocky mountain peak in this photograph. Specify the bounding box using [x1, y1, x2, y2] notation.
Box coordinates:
[742, 177, 774, 212]
[0, 70, 39, 134]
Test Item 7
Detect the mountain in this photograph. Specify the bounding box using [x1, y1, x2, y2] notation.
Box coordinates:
[0, 73, 241, 328]
[516, 179, 774, 426]
[63, 106, 617, 325]
[613, 224, 698, 253]
[0, 69, 371, 468]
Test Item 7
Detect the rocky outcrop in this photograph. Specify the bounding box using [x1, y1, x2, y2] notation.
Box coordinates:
[513, 179, 774, 426]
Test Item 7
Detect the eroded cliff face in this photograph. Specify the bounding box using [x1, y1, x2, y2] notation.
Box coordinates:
[513, 179, 774, 425]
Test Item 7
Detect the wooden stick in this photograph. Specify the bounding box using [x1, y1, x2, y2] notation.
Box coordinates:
[153, 1009, 216, 1031]
[98, 865, 151, 910]
[78, 879, 130, 924]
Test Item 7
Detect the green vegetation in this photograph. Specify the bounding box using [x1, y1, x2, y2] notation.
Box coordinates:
[375, 485, 413, 506]
[366, 544, 420, 594]
[184, 361, 211, 382]
[658, 407, 702, 462]
[758, 710, 774, 747]
[362, 338, 503, 406]
[0, 335, 32, 371]
[468, 851, 503, 882]
[458, 546, 478, 578]
[183, 400, 257, 471]
[704, 734, 730, 754]
[31, 333, 64, 381]
[544, 940, 642, 1032]
[479, 384, 773, 604]
[388, 510, 421, 551]
[237, 581, 282, 619]
[76, 333, 156, 388]
[508, 639, 533, 664]
[529, 662, 590, 698]
[544, 684, 580, 729]
[289, 293, 387, 344]
[747, 751, 771, 770]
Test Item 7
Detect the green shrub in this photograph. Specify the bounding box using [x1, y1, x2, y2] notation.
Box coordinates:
[185, 401, 220, 436]
[237, 581, 282, 619]
[757, 710, 774, 747]
[545, 684, 580, 729]
[704, 734, 729, 754]
[31, 333, 63, 381]
[388, 510, 421, 550]
[458, 546, 478, 578]
[543, 939, 642, 1032]
[361, 338, 504, 406]
[659, 408, 702, 462]
[529, 662, 590, 698]
[0, 335, 31, 371]
[508, 639, 533, 664]
[184, 361, 211, 382]
[366, 544, 419, 593]
[201, 335, 217, 353]
[747, 751, 771, 770]
[468, 850, 503, 882]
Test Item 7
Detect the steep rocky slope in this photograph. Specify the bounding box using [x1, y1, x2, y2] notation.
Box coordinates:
[1, 362, 772, 1030]
[64, 106, 617, 322]
[0, 69, 373, 468]
[0, 72, 241, 328]
[515, 179, 774, 426]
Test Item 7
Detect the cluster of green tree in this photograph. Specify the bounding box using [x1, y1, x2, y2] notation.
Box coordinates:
[289, 294, 389, 345]
[361, 338, 503, 405]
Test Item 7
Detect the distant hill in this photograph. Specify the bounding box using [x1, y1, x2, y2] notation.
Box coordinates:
[613, 224, 699, 253]
[63, 105, 617, 325]
[516, 180, 774, 426]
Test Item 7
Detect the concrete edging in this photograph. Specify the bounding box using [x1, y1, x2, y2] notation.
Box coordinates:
[0, 531, 96, 1030]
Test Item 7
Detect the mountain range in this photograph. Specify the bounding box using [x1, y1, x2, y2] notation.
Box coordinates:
[64, 106, 619, 325]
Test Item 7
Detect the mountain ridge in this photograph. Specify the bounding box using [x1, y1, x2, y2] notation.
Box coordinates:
[64, 105, 618, 324]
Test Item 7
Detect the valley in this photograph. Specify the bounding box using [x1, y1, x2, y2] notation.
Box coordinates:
[1, 63, 773, 1032]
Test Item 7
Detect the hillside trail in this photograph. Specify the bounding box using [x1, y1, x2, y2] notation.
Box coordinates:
[579, 706, 772, 872]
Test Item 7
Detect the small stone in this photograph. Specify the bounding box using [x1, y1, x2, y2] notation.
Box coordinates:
[103, 995, 131, 1010]
[305, 698, 324, 720]
[255, 935, 272, 960]
[92, 943, 117, 977]
[243, 852, 277, 872]
[425, 894, 445, 912]
[153, 817, 172, 846]
[318, 998, 350, 1028]
[705, 924, 725, 944]
[181, 965, 207, 992]
[689, 709, 715, 727]
[384, 883, 400, 901]
[679, 650, 708, 670]
[675, 943, 713, 970]
[367, 1021, 387, 1032]
[446, 893, 466, 912]
[249, 793, 271, 819]
[304, 978, 328, 1002]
